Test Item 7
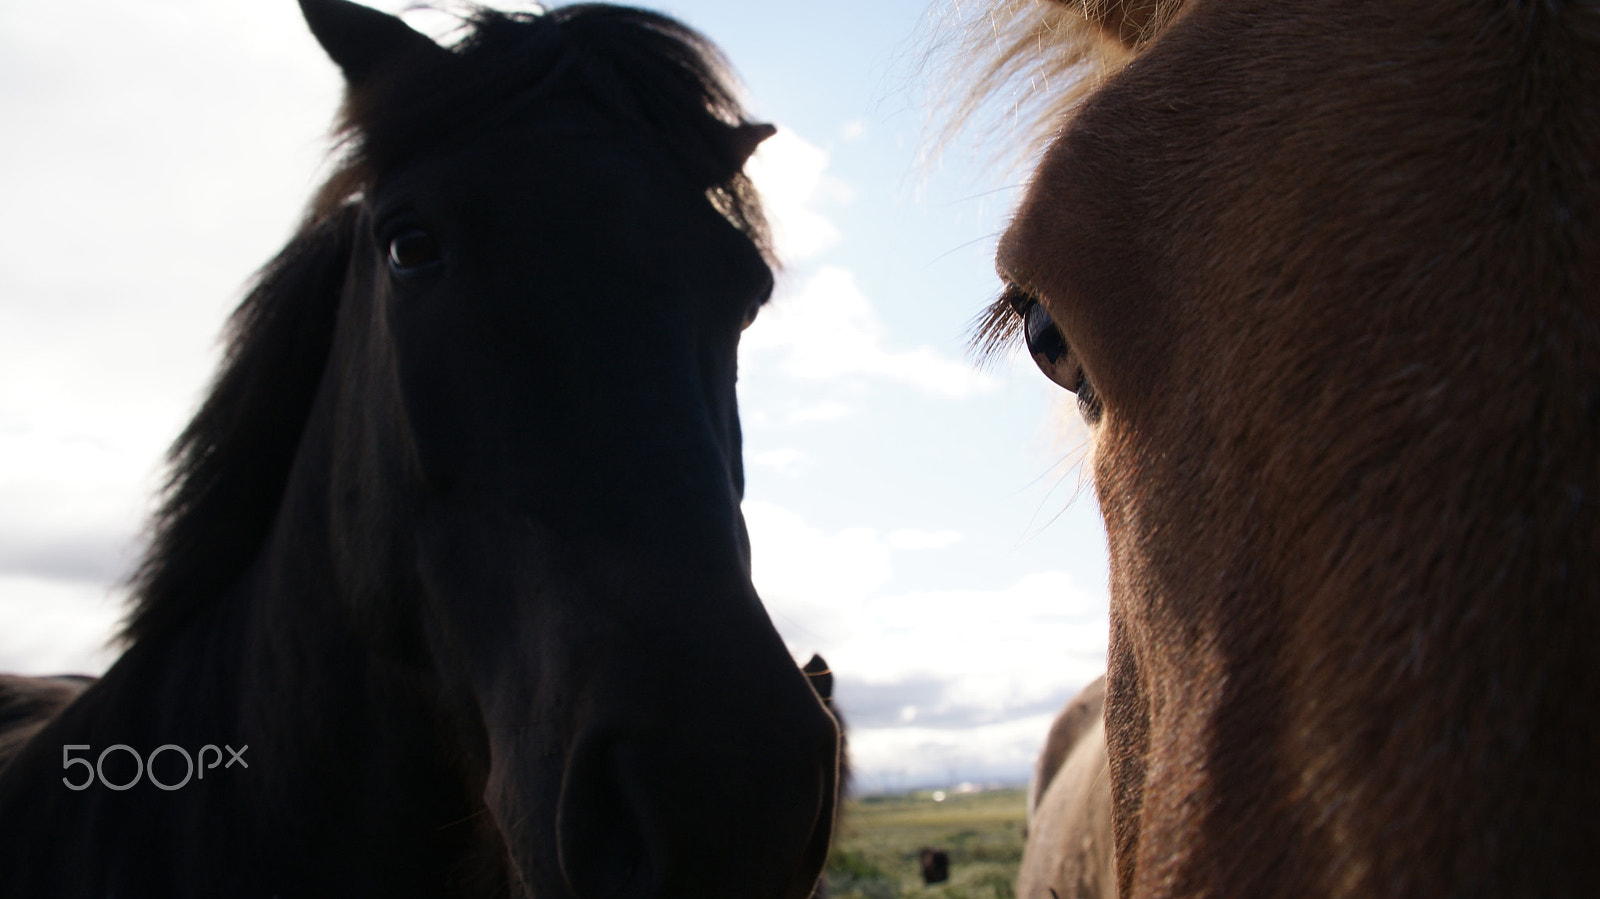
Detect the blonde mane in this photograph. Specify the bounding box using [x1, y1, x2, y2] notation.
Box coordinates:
[935, 0, 1185, 158]
[935, 0, 1186, 361]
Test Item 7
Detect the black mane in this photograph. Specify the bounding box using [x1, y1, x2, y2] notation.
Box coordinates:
[121, 4, 770, 644]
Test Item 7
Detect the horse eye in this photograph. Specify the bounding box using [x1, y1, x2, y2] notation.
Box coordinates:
[387, 228, 442, 275]
[1009, 291, 1091, 397]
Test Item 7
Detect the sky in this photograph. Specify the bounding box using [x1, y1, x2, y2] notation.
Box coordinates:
[0, 0, 1108, 791]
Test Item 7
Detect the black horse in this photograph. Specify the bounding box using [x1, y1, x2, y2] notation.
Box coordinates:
[0, 2, 839, 896]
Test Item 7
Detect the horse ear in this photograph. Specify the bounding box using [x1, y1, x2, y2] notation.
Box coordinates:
[298, 0, 446, 86]
[802, 653, 833, 703]
[728, 122, 778, 169]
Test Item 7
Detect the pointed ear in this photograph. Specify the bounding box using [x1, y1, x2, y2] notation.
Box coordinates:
[298, 0, 446, 86]
[727, 122, 778, 170]
[801, 653, 833, 703]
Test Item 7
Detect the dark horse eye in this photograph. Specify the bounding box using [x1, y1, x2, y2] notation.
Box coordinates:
[387, 228, 442, 275]
[1006, 290, 1082, 389]
[1007, 289, 1102, 423]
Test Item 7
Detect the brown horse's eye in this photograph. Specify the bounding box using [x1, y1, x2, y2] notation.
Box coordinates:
[1007, 291, 1085, 392]
[387, 228, 442, 275]
[1022, 302, 1070, 370]
[1007, 290, 1102, 424]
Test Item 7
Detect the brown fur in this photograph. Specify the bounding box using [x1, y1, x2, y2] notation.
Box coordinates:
[1020, 676, 1114, 899]
[961, 0, 1600, 895]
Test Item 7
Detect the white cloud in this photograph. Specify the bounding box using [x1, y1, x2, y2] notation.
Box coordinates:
[748, 448, 808, 477]
[748, 502, 1105, 690]
[0, 0, 334, 680]
[788, 402, 854, 423]
[742, 130, 995, 401]
[0, 423, 155, 524]
[828, 571, 1108, 786]
[887, 528, 963, 550]
[745, 128, 849, 262]
[745, 500, 1108, 785]
[742, 266, 997, 398]
[847, 712, 1064, 789]
[0, 575, 123, 675]
[834, 572, 1106, 698]
[746, 500, 893, 606]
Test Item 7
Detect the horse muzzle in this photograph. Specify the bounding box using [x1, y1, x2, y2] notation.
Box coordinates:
[554, 659, 840, 899]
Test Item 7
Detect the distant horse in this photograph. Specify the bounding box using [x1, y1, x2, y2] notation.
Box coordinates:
[801, 654, 849, 899]
[0, 675, 93, 771]
[0, 1, 839, 896]
[919, 848, 951, 885]
[1018, 676, 1112, 899]
[964, 1, 1600, 896]
[802, 653, 849, 793]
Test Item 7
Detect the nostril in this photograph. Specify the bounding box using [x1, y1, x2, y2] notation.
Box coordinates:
[554, 695, 839, 899]
[557, 738, 652, 898]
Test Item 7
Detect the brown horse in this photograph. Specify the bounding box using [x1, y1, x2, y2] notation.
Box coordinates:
[1019, 676, 1113, 899]
[963, 1, 1600, 896]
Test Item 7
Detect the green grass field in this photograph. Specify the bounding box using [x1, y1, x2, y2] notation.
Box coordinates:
[825, 788, 1027, 899]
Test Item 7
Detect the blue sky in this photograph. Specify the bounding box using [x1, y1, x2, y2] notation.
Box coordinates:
[0, 0, 1109, 789]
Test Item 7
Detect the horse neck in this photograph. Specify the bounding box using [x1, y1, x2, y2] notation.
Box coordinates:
[220, 341, 504, 891]
[223, 374, 495, 875]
